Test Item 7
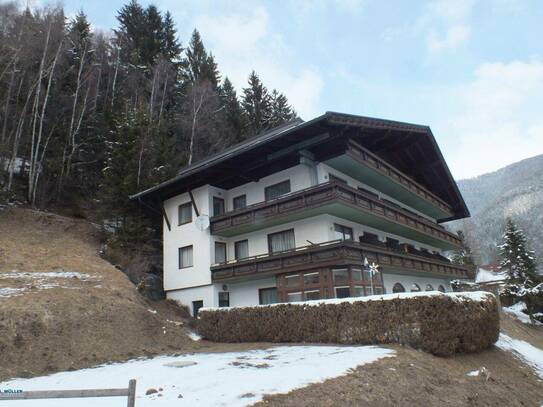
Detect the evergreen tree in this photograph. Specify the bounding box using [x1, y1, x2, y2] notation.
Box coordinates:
[142, 5, 163, 66]
[499, 219, 539, 285]
[182, 29, 220, 87]
[241, 71, 271, 136]
[115, 0, 146, 65]
[220, 77, 246, 143]
[269, 89, 296, 127]
[161, 11, 182, 61]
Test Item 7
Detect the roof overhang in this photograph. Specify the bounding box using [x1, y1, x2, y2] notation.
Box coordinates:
[130, 112, 470, 222]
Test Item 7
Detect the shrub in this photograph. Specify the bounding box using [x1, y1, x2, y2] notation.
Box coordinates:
[197, 292, 499, 356]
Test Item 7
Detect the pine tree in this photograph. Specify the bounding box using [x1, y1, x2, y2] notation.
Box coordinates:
[142, 5, 164, 66]
[182, 29, 220, 87]
[115, 0, 146, 65]
[161, 11, 181, 61]
[269, 89, 296, 127]
[499, 219, 539, 285]
[242, 71, 271, 136]
[220, 77, 246, 143]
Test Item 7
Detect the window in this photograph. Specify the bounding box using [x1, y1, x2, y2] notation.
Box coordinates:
[335, 286, 351, 299]
[362, 268, 372, 281]
[329, 173, 348, 184]
[373, 286, 384, 295]
[233, 195, 247, 210]
[438, 285, 446, 293]
[265, 180, 291, 201]
[332, 268, 349, 285]
[285, 274, 300, 287]
[218, 292, 230, 307]
[234, 240, 249, 260]
[353, 286, 365, 297]
[360, 232, 379, 244]
[213, 197, 225, 216]
[192, 300, 203, 317]
[392, 283, 405, 293]
[352, 268, 362, 281]
[304, 272, 320, 286]
[425, 284, 434, 291]
[287, 292, 303, 302]
[178, 202, 192, 225]
[304, 290, 320, 301]
[179, 245, 193, 268]
[214, 242, 226, 264]
[334, 223, 353, 241]
[411, 283, 421, 292]
[259, 287, 278, 305]
[268, 229, 295, 253]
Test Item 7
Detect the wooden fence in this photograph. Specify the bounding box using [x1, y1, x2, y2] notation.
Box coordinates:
[0, 379, 136, 406]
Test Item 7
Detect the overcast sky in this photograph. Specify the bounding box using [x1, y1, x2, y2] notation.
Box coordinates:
[59, 0, 543, 180]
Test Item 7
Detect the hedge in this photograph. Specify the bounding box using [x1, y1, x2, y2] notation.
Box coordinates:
[197, 291, 499, 356]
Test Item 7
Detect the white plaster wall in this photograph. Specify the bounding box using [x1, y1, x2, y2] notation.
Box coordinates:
[163, 185, 213, 291]
[382, 273, 452, 294]
[167, 284, 221, 315]
[222, 164, 314, 210]
[316, 162, 436, 223]
[227, 278, 277, 307]
[218, 215, 333, 262]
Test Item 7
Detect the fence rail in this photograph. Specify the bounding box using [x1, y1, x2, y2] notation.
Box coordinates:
[0, 379, 136, 406]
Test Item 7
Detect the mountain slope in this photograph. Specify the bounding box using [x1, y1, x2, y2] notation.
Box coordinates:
[447, 154, 543, 264]
[0, 208, 198, 381]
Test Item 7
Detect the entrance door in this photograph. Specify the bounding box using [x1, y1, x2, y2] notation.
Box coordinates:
[192, 300, 203, 317]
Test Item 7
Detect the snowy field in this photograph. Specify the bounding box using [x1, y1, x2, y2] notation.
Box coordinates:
[0, 345, 394, 407]
[496, 333, 543, 378]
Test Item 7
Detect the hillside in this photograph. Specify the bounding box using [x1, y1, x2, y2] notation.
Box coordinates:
[447, 154, 543, 264]
[0, 207, 199, 381]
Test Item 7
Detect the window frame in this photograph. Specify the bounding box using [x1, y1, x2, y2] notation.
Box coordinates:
[264, 180, 291, 201]
[234, 239, 249, 260]
[334, 286, 351, 299]
[213, 196, 225, 216]
[178, 202, 193, 225]
[178, 245, 194, 269]
[334, 223, 354, 241]
[259, 287, 278, 305]
[267, 228, 296, 254]
[232, 194, 247, 210]
[214, 241, 227, 264]
[218, 291, 230, 307]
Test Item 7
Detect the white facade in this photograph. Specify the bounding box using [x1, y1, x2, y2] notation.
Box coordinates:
[163, 163, 455, 315]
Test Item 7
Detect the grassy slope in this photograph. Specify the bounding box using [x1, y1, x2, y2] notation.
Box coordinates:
[0, 207, 199, 381]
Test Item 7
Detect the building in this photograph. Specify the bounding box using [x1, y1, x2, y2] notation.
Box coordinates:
[131, 112, 470, 316]
[475, 263, 508, 288]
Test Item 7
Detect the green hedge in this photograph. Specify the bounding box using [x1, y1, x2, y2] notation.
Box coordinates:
[197, 292, 499, 356]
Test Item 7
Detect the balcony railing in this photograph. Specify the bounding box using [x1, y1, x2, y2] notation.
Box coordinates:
[211, 239, 468, 282]
[345, 139, 454, 217]
[210, 181, 462, 248]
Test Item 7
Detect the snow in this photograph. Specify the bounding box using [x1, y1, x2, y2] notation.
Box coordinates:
[187, 332, 202, 341]
[466, 369, 480, 376]
[0, 270, 98, 281]
[201, 291, 494, 313]
[475, 268, 508, 283]
[496, 334, 543, 378]
[503, 302, 542, 326]
[0, 345, 394, 406]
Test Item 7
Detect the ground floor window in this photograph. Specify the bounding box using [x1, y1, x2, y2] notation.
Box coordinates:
[277, 265, 385, 302]
[218, 292, 230, 307]
[259, 287, 278, 305]
[411, 283, 421, 292]
[438, 285, 446, 292]
[392, 283, 405, 293]
[192, 300, 203, 317]
[425, 284, 434, 291]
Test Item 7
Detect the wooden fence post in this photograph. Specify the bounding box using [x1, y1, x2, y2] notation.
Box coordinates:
[127, 379, 137, 407]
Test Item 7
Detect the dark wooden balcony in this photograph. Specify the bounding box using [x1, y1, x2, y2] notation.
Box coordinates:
[325, 139, 454, 220]
[210, 181, 462, 250]
[211, 239, 468, 283]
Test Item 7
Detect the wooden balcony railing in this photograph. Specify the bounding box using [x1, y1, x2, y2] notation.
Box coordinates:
[345, 139, 454, 217]
[211, 239, 468, 282]
[210, 181, 462, 248]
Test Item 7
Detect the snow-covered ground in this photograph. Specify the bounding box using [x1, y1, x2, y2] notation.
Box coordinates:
[496, 333, 543, 378]
[503, 302, 542, 326]
[0, 345, 394, 406]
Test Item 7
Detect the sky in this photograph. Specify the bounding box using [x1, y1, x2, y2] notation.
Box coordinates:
[55, 0, 543, 180]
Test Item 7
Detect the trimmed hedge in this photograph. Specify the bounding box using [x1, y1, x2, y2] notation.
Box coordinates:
[197, 292, 499, 356]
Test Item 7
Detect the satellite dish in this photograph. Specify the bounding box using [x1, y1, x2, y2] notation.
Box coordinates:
[195, 215, 210, 231]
